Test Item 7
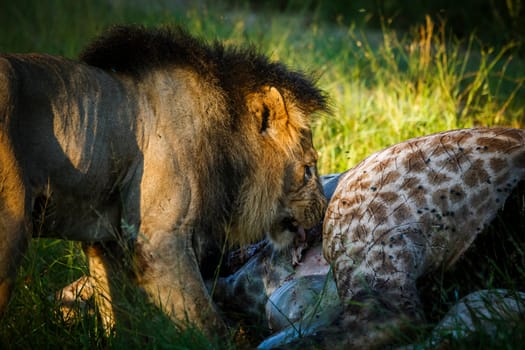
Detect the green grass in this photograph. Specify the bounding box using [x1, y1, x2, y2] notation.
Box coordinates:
[1, 0, 525, 348]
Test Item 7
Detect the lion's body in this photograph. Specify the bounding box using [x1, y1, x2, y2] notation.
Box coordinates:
[0, 26, 327, 335]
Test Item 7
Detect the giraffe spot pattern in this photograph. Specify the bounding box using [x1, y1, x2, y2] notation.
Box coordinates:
[323, 127, 525, 336]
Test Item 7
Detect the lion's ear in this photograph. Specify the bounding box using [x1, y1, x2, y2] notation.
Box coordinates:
[247, 86, 288, 134]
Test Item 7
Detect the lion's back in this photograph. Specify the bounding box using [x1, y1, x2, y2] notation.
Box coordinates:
[0, 56, 16, 123]
[0, 54, 144, 240]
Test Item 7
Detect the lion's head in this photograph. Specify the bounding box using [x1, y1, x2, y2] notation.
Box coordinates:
[236, 86, 328, 249]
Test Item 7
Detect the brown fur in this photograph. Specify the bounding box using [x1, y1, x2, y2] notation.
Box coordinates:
[0, 25, 327, 335]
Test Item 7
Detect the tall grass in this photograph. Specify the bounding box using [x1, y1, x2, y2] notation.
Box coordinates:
[313, 15, 525, 172]
[1, 0, 524, 348]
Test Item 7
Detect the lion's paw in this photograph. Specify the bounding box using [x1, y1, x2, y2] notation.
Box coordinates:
[53, 276, 95, 322]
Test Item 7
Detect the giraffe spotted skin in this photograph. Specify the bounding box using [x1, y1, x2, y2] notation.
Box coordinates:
[323, 127, 525, 348]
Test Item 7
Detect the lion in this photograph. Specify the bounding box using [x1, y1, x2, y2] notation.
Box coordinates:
[0, 25, 328, 336]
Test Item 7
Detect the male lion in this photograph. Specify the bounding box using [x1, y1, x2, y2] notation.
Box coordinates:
[0, 25, 328, 335]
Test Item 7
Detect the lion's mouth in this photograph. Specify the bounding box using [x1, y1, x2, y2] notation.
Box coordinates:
[282, 217, 306, 242]
[268, 216, 310, 251]
[279, 217, 311, 265]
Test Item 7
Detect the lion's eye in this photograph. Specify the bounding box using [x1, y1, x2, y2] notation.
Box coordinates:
[304, 165, 314, 184]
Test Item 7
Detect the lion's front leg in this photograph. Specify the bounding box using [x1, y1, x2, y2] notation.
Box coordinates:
[134, 233, 227, 337]
[82, 243, 118, 334]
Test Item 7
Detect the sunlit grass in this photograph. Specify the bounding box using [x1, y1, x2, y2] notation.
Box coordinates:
[1, 0, 525, 348]
[313, 16, 525, 172]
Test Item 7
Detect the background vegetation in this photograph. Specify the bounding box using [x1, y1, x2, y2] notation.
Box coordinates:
[1, 0, 524, 348]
